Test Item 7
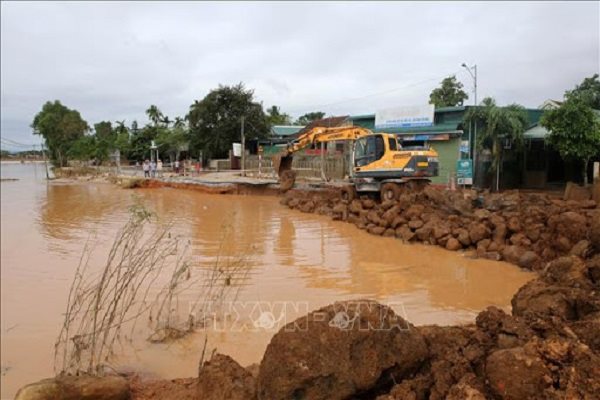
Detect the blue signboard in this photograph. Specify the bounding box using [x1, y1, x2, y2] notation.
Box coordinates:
[456, 159, 473, 185]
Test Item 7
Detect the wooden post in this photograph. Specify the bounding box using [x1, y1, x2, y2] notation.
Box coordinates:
[320, 142, 326, 181]
[241, 116, 245, 177]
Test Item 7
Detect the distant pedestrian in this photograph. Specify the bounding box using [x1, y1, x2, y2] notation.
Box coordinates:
[143, 160, 150, 178]
[174, 159, 180, 175]
[150, 160, 157, 178]
[157, 159, 163, 177]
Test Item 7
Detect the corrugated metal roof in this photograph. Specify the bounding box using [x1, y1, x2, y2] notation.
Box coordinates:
[524, 124, 548, 140]
[270, 125, 305, 137]
[525, 110, 600, 140]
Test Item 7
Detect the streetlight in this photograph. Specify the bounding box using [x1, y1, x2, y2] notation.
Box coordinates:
[462, 63, 478, 185]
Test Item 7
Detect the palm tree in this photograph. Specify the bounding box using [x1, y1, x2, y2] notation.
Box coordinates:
[160, 115, 171, 127]
[465, 97, 528, 191]
[173, 116, 185, 128]
[114, 120, 127, 135]
[146, 105, 163, 126]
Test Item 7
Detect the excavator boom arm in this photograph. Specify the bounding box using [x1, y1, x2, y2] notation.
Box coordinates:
[273, 126, 373, 177]
[284, 126, 373, 156]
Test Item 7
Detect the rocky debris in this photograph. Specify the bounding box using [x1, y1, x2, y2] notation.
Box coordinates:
[485, 343, 553, 399]
[512, 256, 600, 322]
[197, 353, 256, 400]
[591, 212, 600, 251]
[257, 300, 428, 400]
[377, 254, 600, 399]
[375, 373, 432, 400]
[15, 375, 129, 400]
[129, 377, 198, 400]
[446, 237, 462, 251]
[282, 186, 596, 270]
[563, 181, 592, 201]
[279, 170, 297, 192]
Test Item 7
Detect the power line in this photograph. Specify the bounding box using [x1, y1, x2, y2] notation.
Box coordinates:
[286, 69, 464, 115]
[0, 137, 41, 150]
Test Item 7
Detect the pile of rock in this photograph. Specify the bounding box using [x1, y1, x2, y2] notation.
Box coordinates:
[281, 186, 598, 270]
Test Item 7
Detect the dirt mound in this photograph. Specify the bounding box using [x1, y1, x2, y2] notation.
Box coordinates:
[129, 377, 198, 400]
[15, 375, 129, 400]
[283, 186, 596, 271]
[257, 300, 428, 400]
[197, 353, 256, 400]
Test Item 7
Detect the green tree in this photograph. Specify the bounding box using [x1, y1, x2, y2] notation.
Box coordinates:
[541, 99, 600, 185]
[146, 105, 164, 126]
[113, 121, 130, 159]
[128, 124, 159, 162]
[93, 121, 116, 163]
[266, 105, 292, 125]
[429, 75, 469, 108]
[187, 83, 269, 159]
[31, 100, 89, 166]
[565, 74, 600, 110]
[295, 111, 325, 125]
[67, 135, 96, 161]
[94, 121, 113, 139]
[465, 97, 529, 191]
[156, 124, 188, 163]
[173, 116, 185, 128]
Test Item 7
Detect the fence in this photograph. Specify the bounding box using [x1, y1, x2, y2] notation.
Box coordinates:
[245, 154, 347, 180]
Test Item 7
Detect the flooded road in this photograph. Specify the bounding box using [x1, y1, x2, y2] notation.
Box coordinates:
[0, 163, 534, 398]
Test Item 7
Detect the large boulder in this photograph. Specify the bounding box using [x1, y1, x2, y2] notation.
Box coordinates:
[418, 325, 486, 400]
[540, 256, 591, 288]
[197, 353, 256, 400]
[15, 376, 129, 400]
[485, 344, 552, 400]
[548, 211, 588, 244]
[469, 223, 490, 244]
[257, 300, 428, 400]
[511, 279, 578, 320]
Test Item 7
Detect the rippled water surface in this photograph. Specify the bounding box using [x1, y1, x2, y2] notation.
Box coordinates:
[0, 163, 534, 398]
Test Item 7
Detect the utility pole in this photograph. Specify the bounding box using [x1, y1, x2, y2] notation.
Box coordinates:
[241, 116, 245, 177]
[462, 63, 478, 186]
[41, 143, 50, 180]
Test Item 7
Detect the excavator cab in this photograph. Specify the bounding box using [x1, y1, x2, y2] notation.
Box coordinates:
[353, 134, 387, 167]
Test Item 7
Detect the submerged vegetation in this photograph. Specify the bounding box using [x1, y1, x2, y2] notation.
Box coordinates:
[54, 202, 252, 375]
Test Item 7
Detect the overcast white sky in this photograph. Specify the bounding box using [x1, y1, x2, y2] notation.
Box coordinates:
[1, 1, 599, 149]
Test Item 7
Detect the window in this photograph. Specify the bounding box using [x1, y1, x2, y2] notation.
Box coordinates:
[388, 137, 397, 151]
[355, 135, 386, 167]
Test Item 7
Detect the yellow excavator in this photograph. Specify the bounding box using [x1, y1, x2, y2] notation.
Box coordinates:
[273, 125, 439, 201]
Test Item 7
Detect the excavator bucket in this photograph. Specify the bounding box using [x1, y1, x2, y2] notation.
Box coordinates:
[272, 154, 294, 177]
[272, 154, 296, 192]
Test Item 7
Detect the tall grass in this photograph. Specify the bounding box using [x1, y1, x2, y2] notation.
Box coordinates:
[54, 202, 252, 375]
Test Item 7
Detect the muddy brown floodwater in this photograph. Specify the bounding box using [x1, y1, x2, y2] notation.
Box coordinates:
[0, 163, 534, 399]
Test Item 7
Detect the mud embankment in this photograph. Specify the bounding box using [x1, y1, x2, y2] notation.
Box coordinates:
[281, 186, 598, 271]
[117, 176, 281, 196]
